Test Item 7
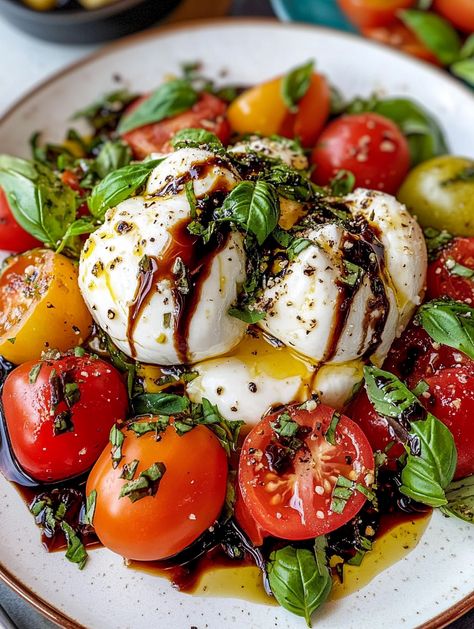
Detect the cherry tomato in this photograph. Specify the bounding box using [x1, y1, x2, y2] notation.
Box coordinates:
[423, 367, 474, 479]
[238, 403, 374, 540]
[0, 249, 93, 364]
[427, 237, 474, 304]
[0, 188, 41, 253]
[362, 22, 441, 65]
[227, 73, 330, 147]
[311, 113, 410, 194]
[337, 0, 415, 28]
[433, 0, 474, 33]
[2, 354, 128, 483]
[348, 389, 405, 465]
[383, 322, 474, 390]
[87, 420, 227, 561]
[122, 92, 231, 159]
[234, 485, 266, 546]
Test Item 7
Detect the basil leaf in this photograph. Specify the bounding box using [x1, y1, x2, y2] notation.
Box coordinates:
[171, 128, 223, 151]
[423, 227, 453, 261]
[330, 170, 355, 196]
[416, 299, 474, 360]
[0, 155, 77, 247]
[400, 10, 461, 65]
[451, 59, 474, 87]
[216, 180, 279, 245]
[94, 140, 132, 179]
[287, 237, 312, 261]
[195, 399, 243, 456]
[261, 162, 317, 202]
[445, 258, 474, 279]
[268, 537, 331, 626]
[109, 424, 125, 469]
[56, 216, 99, 255]
[460, 34, 474, 59]
[440, 475, 474, 524]
[118, 79, 198, 134]
[364, 366, 456, 507]
[228, 306, 266, 323]
[119, 461, 166, 503]
[88, 158, 163, 219]
[84, 490, 97, 526]
[60, 521, 87, 569]
[271, 411, 299, 437]
[29, 363, 42, 384]
[346, 98, 448, 166]
[281, 60, 314, 113]
[132, 392, 190, 416]
[73, 89, 136, 132]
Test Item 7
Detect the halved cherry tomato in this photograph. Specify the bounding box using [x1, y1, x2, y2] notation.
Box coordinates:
[311, 112, 410, 193]
[227, 73, 330, 147]
[427, 237, 474, 304]
[0, 249, 92, 364]
[234, 485, 266, 546]
[337, 0, 415, 28]
[238, 403, 374, 540]
[0, 188, 41, 253]
[122, 92, 231, 159]
[362, 21, 441, 65]
[87, 421, 228, 561]
[433, 0, 474, 33]
[2, 354, 128, 483]
[423, 367, 474, 479]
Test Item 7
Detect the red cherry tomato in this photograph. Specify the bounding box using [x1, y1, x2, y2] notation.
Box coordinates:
[87, 420, 228, 561]
[2, 354, 128, 483]
[383, 322, 474, 390]
[234, 485, 267, 546]
[311, 113, 410, 194]
[337, 0, 416, 28]
[433, 0, 474, 33]
[348, 389, 405, 465]
[427, 237, 474, 305]
[238, 403, 374, 540]
[362, 22, 441, 65]
[0, 188, 41, 252]
[122, 92, 231, 159]
[423, 367, 474, 479]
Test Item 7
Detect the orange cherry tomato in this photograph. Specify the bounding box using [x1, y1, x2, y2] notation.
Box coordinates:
[0, 249, 93, 364]
[337, 0, 416, 28]
[227, 73, 330, 147]
[433, 0, 474, 33]
[86, 421, 228, 561]
[362, 21, 441, 65]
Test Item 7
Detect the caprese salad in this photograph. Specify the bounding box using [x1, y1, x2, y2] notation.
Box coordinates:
[0, 60, 473, 625]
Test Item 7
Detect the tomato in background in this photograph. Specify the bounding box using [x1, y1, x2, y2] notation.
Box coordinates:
[2, 354, 128, 483]
[337, 0, 416, 28]
[427, 237, 474, 304]
[311, 112, 410, 193]
[227, 72, 330, 147]
[0, 249, 92, 364]
[362, 22, 441, 65]
[87, 421, 228, 561]
[0, 188, 41, 252]
[239, 403, 374, 540]
[433, 0, 474, 33]
[122, 92, 231, 159]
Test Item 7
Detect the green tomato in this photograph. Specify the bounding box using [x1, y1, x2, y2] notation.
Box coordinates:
[398, 155, 474, 236]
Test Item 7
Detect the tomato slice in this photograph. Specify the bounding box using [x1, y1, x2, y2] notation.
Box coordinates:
[122, 92, 231, 159]
[427, 237, 474, 305]
[238, 403, 374, 540]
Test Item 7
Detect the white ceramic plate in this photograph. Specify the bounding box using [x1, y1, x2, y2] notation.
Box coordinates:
[0, 19, 473, 629]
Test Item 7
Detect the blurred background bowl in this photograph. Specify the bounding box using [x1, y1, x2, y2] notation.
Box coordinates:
[0, 0, 182, 43]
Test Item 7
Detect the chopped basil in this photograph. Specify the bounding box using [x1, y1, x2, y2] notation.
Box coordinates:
[173, 257, 190, 295]
[271, 412, 299, 438]
[341, 260, 364, 287]
[53, 410, 74, 435]
[261, 162, 317, 202]
[267, 536, 331, 626]
[120, 459, 139, 480]
[228, 306, 266, 323]
[440, 475, 474, 524]
[64, 382, 80, 407]
[215, 180, 279, 245]
[133, 392, 190, 416]
[330, 475, 354, 514]
[281, 60, 314, 113]
[287, 238, 312, 261]
[119, 462, 166, 503]
[329, 170, 355, 196]
[412, 379, 429, 397]
[325, 411, 340, 446]
[109, 424, 125, 468]
[364, 366, 457, 507]
[74, 347, 86, 357]
[72, 89, 137, 132]
[416, 299, 474, 360]
[171, 128, 223, 151]
[60, 521, 88, 570]
[423, 226, 453, 261]
[84, 490, 97, 526]
[445, 258, 474, 279]
[185, 181, 197, 218]
[127, 418, 169, 436]
[28, 363, 42, 384]
[118, 79, 198, 134]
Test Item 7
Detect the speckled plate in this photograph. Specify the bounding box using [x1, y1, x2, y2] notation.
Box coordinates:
[0, 19, 473, 629]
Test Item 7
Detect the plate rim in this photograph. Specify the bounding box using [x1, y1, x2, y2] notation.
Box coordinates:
[0, 16, 473, 629]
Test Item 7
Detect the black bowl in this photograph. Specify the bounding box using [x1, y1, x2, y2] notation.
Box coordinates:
[0, 0, 182, 44]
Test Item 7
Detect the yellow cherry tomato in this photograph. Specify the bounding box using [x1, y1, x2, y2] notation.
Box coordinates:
[0, 249, 93, 364]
